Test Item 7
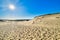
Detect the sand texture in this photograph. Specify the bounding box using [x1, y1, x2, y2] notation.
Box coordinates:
[0, 13, 60, 40]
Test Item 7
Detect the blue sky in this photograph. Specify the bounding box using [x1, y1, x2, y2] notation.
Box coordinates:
[0, 0, 60, 19]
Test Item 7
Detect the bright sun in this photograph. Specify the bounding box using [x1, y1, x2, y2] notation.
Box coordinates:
[9, 4, 15, 10]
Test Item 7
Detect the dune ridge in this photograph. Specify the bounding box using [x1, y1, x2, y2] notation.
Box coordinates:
[0, 13, 60, 40]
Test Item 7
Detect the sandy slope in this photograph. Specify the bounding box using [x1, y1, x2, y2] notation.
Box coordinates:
[0, 13, 60, 40]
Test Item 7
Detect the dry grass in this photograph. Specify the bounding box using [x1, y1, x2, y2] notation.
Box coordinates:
[0, 13, 60, 40]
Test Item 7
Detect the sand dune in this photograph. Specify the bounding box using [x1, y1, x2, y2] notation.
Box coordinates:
[0, 13, 60, 40]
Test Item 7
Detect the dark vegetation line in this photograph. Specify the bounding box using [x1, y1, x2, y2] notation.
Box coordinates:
[0, 19, 31, 22]
[34, 12, 60, 18]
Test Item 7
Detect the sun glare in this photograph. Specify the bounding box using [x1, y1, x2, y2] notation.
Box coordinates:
[9, 4, 15, 10]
